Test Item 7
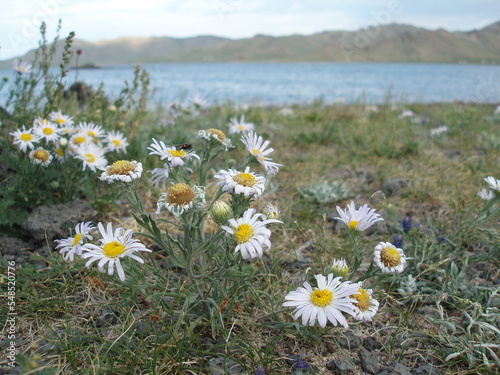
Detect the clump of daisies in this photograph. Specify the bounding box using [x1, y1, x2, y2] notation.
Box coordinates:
[283, 200, 409, 328]
[55, 222, 151, 281]
[106, 123, 285, 281]
[9, 112, 130, 171]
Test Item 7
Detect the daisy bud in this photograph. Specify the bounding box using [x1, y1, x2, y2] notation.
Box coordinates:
[331, 258, 349, 278]
[59, 137, 68, 147]
[262, 202, 280, 220]
[211, 201, 232, 224]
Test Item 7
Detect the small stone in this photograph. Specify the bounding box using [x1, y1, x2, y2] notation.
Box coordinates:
[381, 177, 410, 197]
[411, 364, 441, 375]
[363, 336, 382, 351]
[336, 331, 362, 349]
[21, 199, 97, 244]
[358, 348, 379, 375]
[326, 357, 356, 374]
[95, 308, 118, 327]
[379, 362, 411, 375]
[207, 357, 244, 375]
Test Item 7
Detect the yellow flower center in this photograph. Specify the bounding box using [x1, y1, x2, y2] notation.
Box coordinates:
[55, 118, 65, 124]
[20, 133, 33, 141]
[233, 172, 257, 187]
[252, 149, 265, 160]
[168, 150, 186, 158]
[310, 289, 333, 307]
[207, 128, 226, 141]
[107, 160, 135, 175]
[72, 233, 83, 246]
[43, 127, 53, 135]
[103, 241, 126, 258]
[167, 183, 195, 205]
[112, 139, 121, 147]
[73, 136, 86, 145]
[380, 246, 401, 267]
[33, 149, 49, 162]
[348, 220, 359, 230]
[85, 153, 96, 163]
[351, 288, 371, 311]
[234, 223, 254, 244]
[56, 148, 64, 156]
[87, 131, 96, 137]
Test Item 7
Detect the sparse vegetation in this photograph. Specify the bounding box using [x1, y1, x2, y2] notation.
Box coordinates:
[0, 24, 499, 375]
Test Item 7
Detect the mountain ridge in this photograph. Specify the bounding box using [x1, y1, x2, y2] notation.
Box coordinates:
[1, 21, 499, 68]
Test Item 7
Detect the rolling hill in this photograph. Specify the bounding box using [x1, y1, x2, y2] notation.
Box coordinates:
[1, 21, 499, 68]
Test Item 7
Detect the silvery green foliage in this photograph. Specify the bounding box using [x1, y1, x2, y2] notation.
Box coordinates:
[397, 275, 418, 299]
[299, 181, 349, 204]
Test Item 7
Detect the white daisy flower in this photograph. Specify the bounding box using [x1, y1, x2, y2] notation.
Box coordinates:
[334, 201, 384, 232]
[197, 128, 233, 149]
[350, 284, 379, 322]
[365, 105, 378, 113]
[33, 119, 60, 143]
[374, 242, 407, 274]
[278, 107, 294, 116]
[484, 176, 500, 192]
[157, 183, 205, 217]
[100, 160, 142, 184]
[149, 164, 171, 189]
[69, 132, 93, 149]
[494, 105, 500, 115]
[74, 143, 107, 172]
[148, 138, 199, 167]
[81, 222, 151, 281]
[10, 126, 40, 152]
[29, 147, 53, 167]
[77, 121, 106, 139]
[283, 273, 359, 328]
[190, 93, 207, 108]
[49, 111, 74, 127]
[240, 131, 282, 175]
[478, 188, 495, 200]
[214, 166, 266, 198]
[12, 60, 32, 75]
[331, 258, 349, 278]
[398, 110, 415, 119]
[55, 222, 95, 261]
[220, 208, 282, 260]
[54, 146, 67, 163]
[105, 130, 129, 152]
[228, 115, 255, 134]
[430, 126, 448, 136]
[57, 121, 76, 136]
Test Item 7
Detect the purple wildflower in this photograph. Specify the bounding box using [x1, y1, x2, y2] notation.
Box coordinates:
[402, 216, 412, 233]
[392, 235, 403, 248]
[293, 354, 310, 370]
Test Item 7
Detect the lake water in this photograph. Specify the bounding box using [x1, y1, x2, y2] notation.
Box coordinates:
[1, 62, 499, 106]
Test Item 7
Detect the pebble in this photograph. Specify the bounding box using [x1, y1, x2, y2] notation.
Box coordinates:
[358, 348, 379, 375]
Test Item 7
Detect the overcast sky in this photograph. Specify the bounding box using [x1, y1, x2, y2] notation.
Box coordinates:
[1, 0, 499, 60]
